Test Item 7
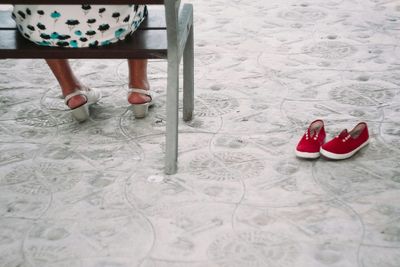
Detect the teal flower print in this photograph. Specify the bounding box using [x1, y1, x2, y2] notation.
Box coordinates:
[38, 40, 51, 46]
[101, 40, 111, 46]
[51, 11, 61, 23]
[50, 32, 60, 40]
[115, 28, 126, 39]
[51, 11, 61, 19]
[50, 32, 59, 39]
[70, 40, 78, 48]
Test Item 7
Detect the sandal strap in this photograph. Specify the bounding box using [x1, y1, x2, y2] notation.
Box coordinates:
[64, 90, 88, 105]
[128, 88, 152, 101]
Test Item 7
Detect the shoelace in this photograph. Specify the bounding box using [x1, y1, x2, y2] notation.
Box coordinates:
[342, 134, 351, 142]
[336, 134, 351, 142]
[305, 131, 319, 141]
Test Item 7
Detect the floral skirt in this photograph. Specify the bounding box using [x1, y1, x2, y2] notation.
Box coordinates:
[12, 5, 147, 48]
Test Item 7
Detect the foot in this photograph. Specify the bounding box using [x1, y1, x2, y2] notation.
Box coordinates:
[127, 88, 155, 119]
[128, 90, 151, 104]
[128, 81, 150, 104]
[64, 86, 101, 109]
[64, 86, 90, 109]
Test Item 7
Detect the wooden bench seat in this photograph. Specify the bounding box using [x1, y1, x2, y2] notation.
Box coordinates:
[0, 0, 194, 175]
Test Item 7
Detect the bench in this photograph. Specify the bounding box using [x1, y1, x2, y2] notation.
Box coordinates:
[0, 0, 194, 175]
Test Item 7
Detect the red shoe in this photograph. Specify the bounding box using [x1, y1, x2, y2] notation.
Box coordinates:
[295, 120, 326, 159]
[320, 122, 369, 160]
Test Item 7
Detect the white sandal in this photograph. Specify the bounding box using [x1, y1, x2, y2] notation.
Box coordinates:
[64, 88, 102, 122]
[128, 88, 154, 119]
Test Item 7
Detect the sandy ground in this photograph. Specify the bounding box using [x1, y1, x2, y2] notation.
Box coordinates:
[1, 0, 400, 266]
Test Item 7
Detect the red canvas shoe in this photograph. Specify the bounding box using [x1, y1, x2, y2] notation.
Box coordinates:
[320, 122, 369, 160]
[295, 120, 326, 159]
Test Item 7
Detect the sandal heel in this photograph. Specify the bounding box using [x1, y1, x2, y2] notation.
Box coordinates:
[71, 104, 89, 122]
[128, 88, 155, 119]
[65, 88, 101, 122]
[131, 103, 149, 119]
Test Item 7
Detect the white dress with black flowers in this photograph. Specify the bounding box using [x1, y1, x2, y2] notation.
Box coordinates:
[12, 5, 147, 48]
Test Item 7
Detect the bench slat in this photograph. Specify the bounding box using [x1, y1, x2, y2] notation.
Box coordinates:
[0, 0, 164, 4]
[0, 28, 167, 59]
[140, 7, 166, 29]
[0, 7, 166, 30]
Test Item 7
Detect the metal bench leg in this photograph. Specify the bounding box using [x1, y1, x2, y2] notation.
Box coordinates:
[165, 60, 179, 175]
[164, 0, 186, 174]
[183, 23, 194, 122]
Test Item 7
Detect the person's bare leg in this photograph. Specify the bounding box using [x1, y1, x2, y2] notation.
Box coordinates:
[127, 59, 150, 104]
[46, 59, 86, 109]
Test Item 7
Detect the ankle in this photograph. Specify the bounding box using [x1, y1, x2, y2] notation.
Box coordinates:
[62, 83, 86, 97]
[129, 80, 150, 91]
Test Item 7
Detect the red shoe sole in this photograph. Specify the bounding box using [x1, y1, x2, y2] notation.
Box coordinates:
[295, 150, 320, 159]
